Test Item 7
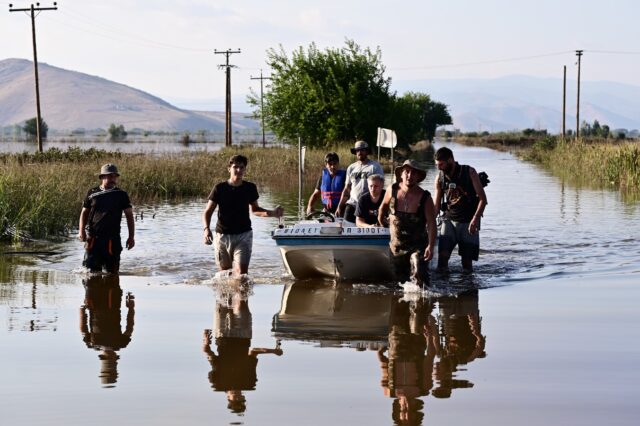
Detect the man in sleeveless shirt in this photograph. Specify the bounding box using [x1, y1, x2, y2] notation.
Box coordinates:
[202, 155, 284, 276]
[336, 141, 384, 223]
[378, 160, 437, 283]
[78, 164, 135, 274]
[433, 147, 487, 273]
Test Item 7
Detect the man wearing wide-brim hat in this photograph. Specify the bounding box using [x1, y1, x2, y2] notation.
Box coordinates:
[78, 163, 135, 273]
[336, 141, 384, 223]
[378, 159, 437, 283]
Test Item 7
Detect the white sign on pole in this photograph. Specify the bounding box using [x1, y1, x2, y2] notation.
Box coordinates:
[377, 127, 397, 148]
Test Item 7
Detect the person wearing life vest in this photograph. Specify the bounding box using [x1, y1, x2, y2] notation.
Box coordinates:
[433, 147, 488, 273]
[306, 152, 346, 215]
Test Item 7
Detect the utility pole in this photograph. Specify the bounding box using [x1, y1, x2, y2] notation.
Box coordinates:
[250, 69, 271, 148]
[575, 50, 583, 139]
[9, 2, 58, 153]
[214, 48, 241, 147]
[562, 65, 566, 139]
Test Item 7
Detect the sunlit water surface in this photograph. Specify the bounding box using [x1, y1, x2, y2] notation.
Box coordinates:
[1, 141, 639, 425]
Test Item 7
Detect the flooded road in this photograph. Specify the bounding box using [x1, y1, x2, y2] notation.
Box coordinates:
[1, 141, 639, 425]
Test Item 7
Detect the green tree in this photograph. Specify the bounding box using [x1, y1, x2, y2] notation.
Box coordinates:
[422, 99, 452, 142]
[249, 40, 391, 147]
[107, 123, 127, 141]
[378, 91, 453, 147]
[22, 117, 48, 139]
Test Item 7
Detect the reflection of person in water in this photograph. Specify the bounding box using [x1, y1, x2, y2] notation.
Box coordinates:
[79, 274, 135, 386]
[378, 297, 439, 424]
[432, 290, 486, 399]
[202, 288, 282, 414]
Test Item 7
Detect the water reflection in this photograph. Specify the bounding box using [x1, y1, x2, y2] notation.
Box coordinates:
[80, 274, 135, 387]
[203, 281, 283, 414]
[273, 281, 486, 424]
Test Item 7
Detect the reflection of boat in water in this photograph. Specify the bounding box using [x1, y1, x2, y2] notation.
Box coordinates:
[272, 281, 393, 349]
[271, 220, 393, 281]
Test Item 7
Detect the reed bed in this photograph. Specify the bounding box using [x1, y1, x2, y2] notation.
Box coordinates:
[0, 145, 371, 240]
[524, 138, 640, 194]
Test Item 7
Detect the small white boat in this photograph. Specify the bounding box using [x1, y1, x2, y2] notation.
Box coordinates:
[272, 219, 393, 281]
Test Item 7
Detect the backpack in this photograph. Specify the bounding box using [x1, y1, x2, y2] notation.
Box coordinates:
[438, 168, 489, 212]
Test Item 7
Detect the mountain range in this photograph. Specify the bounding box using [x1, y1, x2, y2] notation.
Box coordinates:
[392, 76, 640, 133]
[1, 58, 638, 134]
[0, 58, 258, 133]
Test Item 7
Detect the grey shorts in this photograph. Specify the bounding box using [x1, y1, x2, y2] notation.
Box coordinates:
[439, 219, 480, 261]
[214, 231, 253, 270]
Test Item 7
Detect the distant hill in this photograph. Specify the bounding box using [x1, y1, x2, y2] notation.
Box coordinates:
[0, 58, 259, 132]
[393, 75, 640, 133]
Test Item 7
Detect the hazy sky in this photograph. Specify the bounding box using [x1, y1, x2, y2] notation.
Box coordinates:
[3, 0, 639, 111]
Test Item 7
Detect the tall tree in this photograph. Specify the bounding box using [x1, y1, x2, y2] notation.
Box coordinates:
[422, 100, 452, 142]
[249, 40, 391, 147]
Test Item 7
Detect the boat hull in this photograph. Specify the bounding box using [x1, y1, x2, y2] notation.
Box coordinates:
[273, 225, 392, 281]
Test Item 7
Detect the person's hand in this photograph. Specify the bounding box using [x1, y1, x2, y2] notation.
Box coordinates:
[468, 216, 480, 235]
[203, 329, 212, 345]
[272, 205, 284, 218]
[125, 292, 135, 308]
[306, 207, 314, 216]
[204, 228, 213, 245]
[336, 205, 344, 218]
[126, 237, 135, 250]
[78, 229, 86, 242]
[423, 245, 433, 262]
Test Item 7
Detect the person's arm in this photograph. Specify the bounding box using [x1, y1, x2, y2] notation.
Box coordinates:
[468, 167, 488, 235]
[249, 339, 283, 356]
[356, 216, 373, 228]
[423, 194, 437, 261]
[124, 207, 135, 249]
[335, 182, 351, 218]
[306, 188, 321, 215]
[202, 329, 217, 360]
[78, 207, 90, 241]
[250, 200, 284, 218]
[433, 174, 442, 215]
[202, 200, 217, 245]
[124, 292, 135, 336]
[377, 186, 392, 227]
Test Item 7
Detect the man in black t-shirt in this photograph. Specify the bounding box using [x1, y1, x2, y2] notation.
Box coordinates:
[202, 155, 284, 275]
[78, 164, 135, 273]
[355, 174, 386, 227]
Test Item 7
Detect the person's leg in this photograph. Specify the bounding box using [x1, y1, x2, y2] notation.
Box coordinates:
[105, 238, 122, 274]
[343, 204, 356, 223]
[457, 222, 480, 273]
[84, 237, 108, 273]
[391, 252, 412, 283]
[214, 233, 233, 271]
[437, 220, 457, 272]
[233, 231, 253, 276]
[410, 250, 430, 285]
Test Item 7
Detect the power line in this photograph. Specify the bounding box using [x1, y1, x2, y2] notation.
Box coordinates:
[250, 69, 271, 147]
[390, 50, 574, 71]
[58, 9, 210, 52]
[9, 2, 58, 153]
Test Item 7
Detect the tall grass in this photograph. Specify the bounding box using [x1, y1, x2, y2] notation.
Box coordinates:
[0, 145, 376, 240]
[524, 138, 640, 195]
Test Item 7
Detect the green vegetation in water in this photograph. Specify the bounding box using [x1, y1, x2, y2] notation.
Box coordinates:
[522, 137, 640, 199]
[0, 145, 387, 241]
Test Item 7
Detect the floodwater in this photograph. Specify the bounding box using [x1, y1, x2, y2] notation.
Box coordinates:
[1, 141, 639, 425]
